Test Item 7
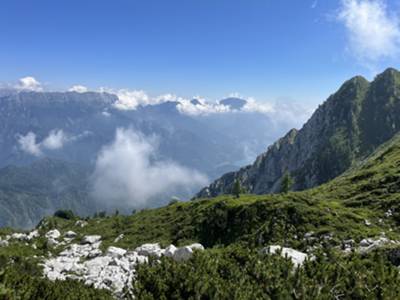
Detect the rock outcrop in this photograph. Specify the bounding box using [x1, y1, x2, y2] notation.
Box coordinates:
[40, 232, 205, 298]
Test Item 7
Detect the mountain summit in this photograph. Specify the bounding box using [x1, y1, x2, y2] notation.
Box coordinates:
[197, 68, 400, 197]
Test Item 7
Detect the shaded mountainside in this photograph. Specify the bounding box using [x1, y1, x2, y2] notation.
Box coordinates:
[197, 68, 400, 197]
[3, 131, 400, 299]
[0, 158, 97, 228]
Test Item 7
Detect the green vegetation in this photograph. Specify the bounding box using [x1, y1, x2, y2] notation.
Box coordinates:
[0, 257, 113, 299]
[232, 179, 242, 198]
[3, 129, 400, 298]
[134, 246, 400, 300]
[280, 171, 293, 194]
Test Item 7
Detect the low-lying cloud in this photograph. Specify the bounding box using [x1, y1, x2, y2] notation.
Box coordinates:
[17, 129, 88, 156]
[90, 128, 208, 208]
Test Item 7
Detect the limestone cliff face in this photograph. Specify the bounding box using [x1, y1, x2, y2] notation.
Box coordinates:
[197, 68, 400, 197]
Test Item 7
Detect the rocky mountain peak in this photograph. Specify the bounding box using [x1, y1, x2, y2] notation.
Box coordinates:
[196, 68, 400, 198]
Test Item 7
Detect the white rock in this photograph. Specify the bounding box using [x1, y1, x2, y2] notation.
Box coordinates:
[360, 238, 374, 247]
[0, 240, 9, 247]
[106, 246, 127, 258]
[114, 234, 124, 243]
[47, 238, 59, 247]
[188, 243, 205, 251]
[173, 246, 193, 262]
[81, 235, 101, 245]
[364, 219, 371, 226]
[27, 230, 40, 240]
[164, 244, 177, 258]
[65, 231, 77, 238]
[261, 245, 308, 268]
[75, 220, 88, 227]
[46, 229, 61, 240]
[135, 243, 162, 257]
[11, 233, 28, 241]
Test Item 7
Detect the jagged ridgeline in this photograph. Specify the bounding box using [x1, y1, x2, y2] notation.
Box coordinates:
[197, 68, 400, 197]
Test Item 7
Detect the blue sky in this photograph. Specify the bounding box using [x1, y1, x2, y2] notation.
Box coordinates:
[1, 0, 400, 106]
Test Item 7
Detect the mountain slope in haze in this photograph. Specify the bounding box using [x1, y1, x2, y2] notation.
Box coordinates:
[0, 92, 286, 180]
[197, 68, 400, 197]
[0, 158, 96, 228]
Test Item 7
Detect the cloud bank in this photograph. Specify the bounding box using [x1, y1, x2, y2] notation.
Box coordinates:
[90, 128, 208, 208]
[338, 0, 400, 66]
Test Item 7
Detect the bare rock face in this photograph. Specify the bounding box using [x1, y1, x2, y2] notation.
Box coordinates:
[197, 69, 400, 198]
[260, 245, 308, 268]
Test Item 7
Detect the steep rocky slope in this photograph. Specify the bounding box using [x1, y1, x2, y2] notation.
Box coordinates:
[197, 68, 400, 197]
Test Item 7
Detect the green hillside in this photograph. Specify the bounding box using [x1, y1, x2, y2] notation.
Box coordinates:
[2, 133, 400, 298]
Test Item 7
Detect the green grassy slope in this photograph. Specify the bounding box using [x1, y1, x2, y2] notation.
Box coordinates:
[37, 134, 400, 253]
[3, 133, 400, 299]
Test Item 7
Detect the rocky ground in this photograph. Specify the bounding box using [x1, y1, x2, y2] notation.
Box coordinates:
[1, 218, 399, 299]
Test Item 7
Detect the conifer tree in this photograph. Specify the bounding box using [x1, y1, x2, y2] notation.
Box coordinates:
[280, 171, 293, 194]
[232, 179, 242, 198]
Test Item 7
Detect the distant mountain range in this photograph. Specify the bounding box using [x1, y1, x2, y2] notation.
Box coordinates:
[0, 90, 295, 227]
[197, 68, 400, 197]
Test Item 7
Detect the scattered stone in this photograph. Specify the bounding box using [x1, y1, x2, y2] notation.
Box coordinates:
[46, 229, 61, 240]
[114, 234, 124, 243]
[81, 235, 101, 245]
[135, 243, 163, 257]
[11, 233, 28, 241]
[173, 246, 193, 262]
[0, 240, 9, 247]
[260, 245, 308, 268]
[304, 232, 314, 239]
[364, 219, 371, 226]
[188, 243, 205, 251]
[65, 231, 77, 238]
[164, 244, 177, 258]
[47, 238, 59, 247]
[75, 220, 88, 228]
[106, 246, 127, 258]
[358, 237, 396, 254]
[385, 209, 393, 217]
[43, 241, 205, 298]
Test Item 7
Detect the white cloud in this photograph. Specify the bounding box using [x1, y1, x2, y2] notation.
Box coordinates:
[338, 0, 400, 65]
[15, 76, 43, 91]
[242, 98, 275, 114]
[69, 85, 88, 93]
[17, 132, 42, 156]
[17, 129, 89, 155]
[91, 128, 208, 208]
[41, 129, 68, 150]
[176, 99, 231, 116]
[99, 88, 152, 110]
